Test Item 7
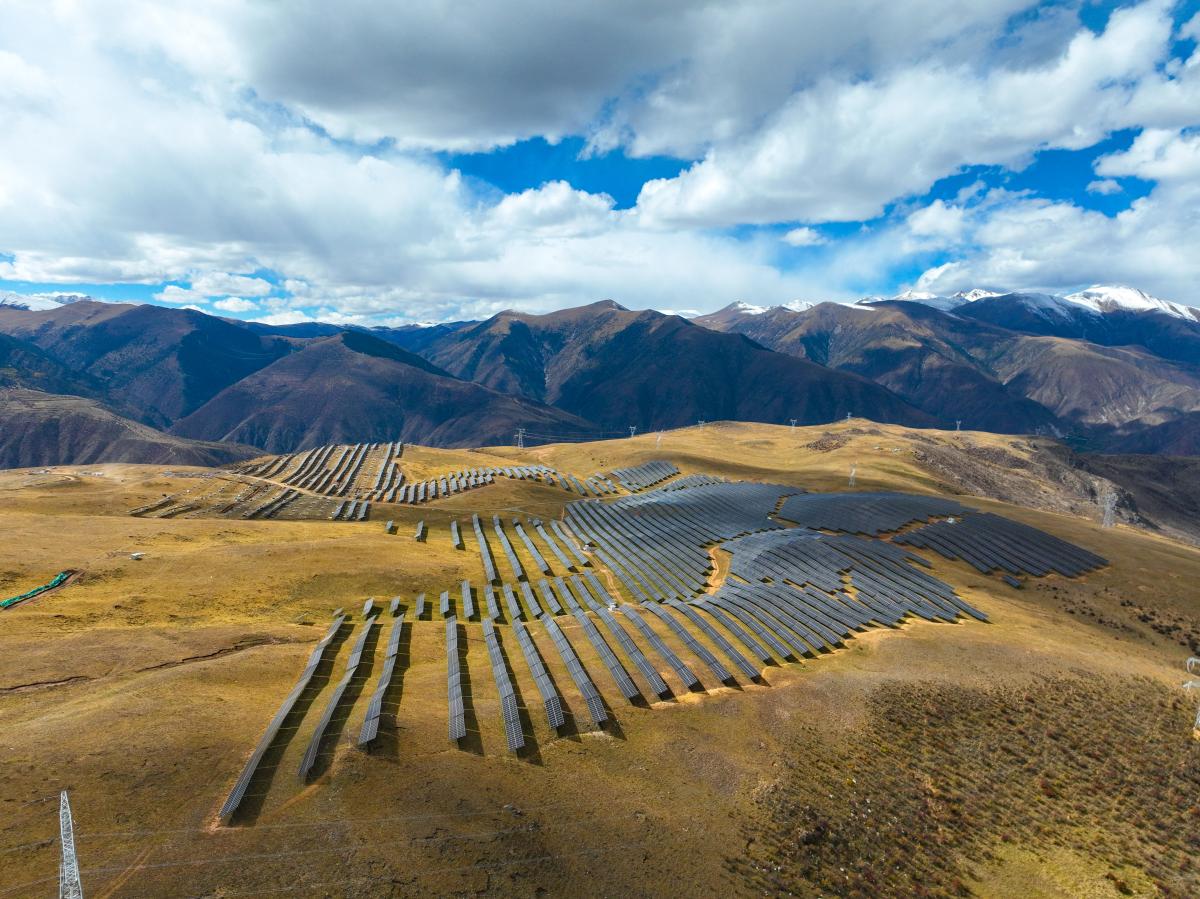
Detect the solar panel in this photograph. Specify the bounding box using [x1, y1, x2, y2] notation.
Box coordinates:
[218, 612, 346, 824]
[299, 618, 377, 780]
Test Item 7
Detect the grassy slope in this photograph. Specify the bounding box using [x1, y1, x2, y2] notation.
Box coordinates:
[0, 422, 1197, 897]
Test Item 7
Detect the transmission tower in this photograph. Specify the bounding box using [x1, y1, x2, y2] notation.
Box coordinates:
[656, 431, 664, 448]
[1185, 658, 1200, 736]
[955, 419, 962, 432]
[1101, 488, 1117, 528]
[514, 427, 526, 449]
[697, 420, 706, 429]
[848, 463, 857, 488]
[845, 412, 852, 423]
[628, 426, 637, 438]
[789, 418, 797, 431]
[59, 791, 83, 899]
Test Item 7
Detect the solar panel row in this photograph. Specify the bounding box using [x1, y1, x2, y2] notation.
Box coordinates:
[357, 611, 406, 749]
[298, 617, 378, 781]
[446, 616, 466, 742]
[482, 618, 525, 752]
[218, 612, 346, 824]
[892, 511, 1107, 577]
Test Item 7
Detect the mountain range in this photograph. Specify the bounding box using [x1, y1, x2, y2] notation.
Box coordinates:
[0, 284, 1197, 466]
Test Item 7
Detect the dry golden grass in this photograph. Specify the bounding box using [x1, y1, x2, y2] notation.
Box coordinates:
[0, 421, 1197, 897]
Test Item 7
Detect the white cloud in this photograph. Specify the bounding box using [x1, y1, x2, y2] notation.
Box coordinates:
[1086, 179, 1122, 195]
[911, 130, 1200, 302]
[635, 1, 1190, 228]
[0, 0, 1197, 320]
[781, 227, 826, 247]
[211, 296, 258, 313]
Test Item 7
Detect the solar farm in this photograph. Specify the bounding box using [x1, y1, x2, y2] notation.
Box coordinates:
[3, 421, 1198, 897]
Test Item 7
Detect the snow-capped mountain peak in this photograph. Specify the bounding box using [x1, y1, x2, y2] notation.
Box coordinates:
[0, 290, 91, 311]
[728, 300, 769, 315]
[780, 300, 816, 312]
[1063, 285, 1199, 321]
[952, 288, 1003, 302]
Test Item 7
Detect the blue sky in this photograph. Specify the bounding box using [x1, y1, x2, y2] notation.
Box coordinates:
[1, 0, 1199, 324]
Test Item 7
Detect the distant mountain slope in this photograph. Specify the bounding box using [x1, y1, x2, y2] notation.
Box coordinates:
[0, 301, 294, 426]
[170, 330, 597, 451]
[415, 301, 933, 430]
[694, 299, 1200, 438]
[695, 301, 1061, 433]
[0, 332, 101, 397]
[0, 389, 257, 468]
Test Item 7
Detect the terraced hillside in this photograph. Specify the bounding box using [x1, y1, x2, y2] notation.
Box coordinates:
[1, 422, 1197, 897]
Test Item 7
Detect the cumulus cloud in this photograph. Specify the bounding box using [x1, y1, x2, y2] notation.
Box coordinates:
[781, 227, 826, 247]
[635, 1, 1192, 228]
[0, 0, 1197, 318]
[911, 130, 1200, 301]
[211, 296, 259, 313]
[1086, 179, 1122, 195]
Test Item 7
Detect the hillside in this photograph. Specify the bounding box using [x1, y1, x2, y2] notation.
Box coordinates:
[0, 300, 294, 427]
[0, 388, 257, 468]
[169, 330, 598, 452]
[1, 420, 1197, 897]
[413, 301, 934, 430]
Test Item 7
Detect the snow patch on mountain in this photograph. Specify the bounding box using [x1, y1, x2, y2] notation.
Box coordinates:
[1063, 286, 1200, 321]
[0, 291, 91, 311]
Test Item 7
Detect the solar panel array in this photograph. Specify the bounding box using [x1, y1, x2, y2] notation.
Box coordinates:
[558, 579, 641, 702]
[511, 618, 565, 729]
[608, 460, 681, 492]
[777, 491, 968, 536]
[564, 481, 800, 602]
[330, 498, 371, 521]
[446, 616, 466, 742]
[482, 618, 525, 752]
[364, 441, 404, 501]
[298, 617, 377, 781]
[540, 614, 607, 726]
[216, 473, 1114, 800]
[218, 612, 345, 824]
[358, 611, 406, 748]
[893, 511, 1107, 577]
[242, 487, 300, 519]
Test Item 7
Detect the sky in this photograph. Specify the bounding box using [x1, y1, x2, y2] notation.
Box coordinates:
[1, 0, 1198, 326]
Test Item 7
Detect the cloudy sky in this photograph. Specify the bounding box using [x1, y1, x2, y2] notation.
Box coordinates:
[1, 1, 1198, 325]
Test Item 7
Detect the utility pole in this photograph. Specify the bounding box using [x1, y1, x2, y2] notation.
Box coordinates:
[848, 463, 857, 488]
[514, 427, 525, 449]
[59, 791, 83, 899]
[628, 426, 637, 439]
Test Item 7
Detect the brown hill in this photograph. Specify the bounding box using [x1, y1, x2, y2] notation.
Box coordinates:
[0, 388, 257, 468]
[0, 300, 294, 426]
[416, 301, 933, 430]
[169, 330, 598, 451]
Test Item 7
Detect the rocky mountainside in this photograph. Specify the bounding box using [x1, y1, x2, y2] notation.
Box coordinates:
[169, 330, 597, 452]
[0, 388, 256, 468]
[401, 300, 933, 431]
[694, 296, 1200, 446]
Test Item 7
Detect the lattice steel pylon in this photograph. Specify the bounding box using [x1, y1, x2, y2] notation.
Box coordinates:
[848, 463, 857, 488]
[1185, 658, 1200, 737]
[59, 790, 83, 899]
[1101, 488, 1117, 528]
